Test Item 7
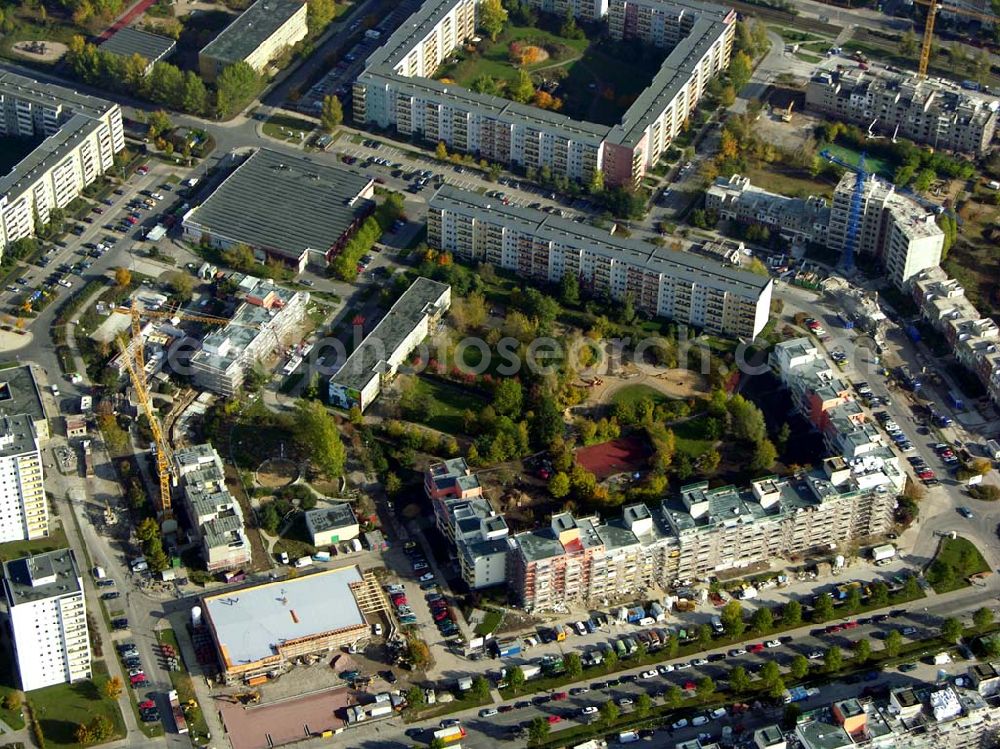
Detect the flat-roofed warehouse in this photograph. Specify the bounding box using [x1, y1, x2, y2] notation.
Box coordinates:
[182, 148, 375, 273]
[99, 27, 176, 74]
[202, 565, 386, 684]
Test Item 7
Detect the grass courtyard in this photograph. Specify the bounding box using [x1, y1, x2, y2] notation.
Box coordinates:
[29, 660, 125, 749]
[434, 23, 667, 126]
[610, 384, 671, 409]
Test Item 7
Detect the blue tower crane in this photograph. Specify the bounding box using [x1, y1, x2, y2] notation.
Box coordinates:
[819, 149, 868, 274]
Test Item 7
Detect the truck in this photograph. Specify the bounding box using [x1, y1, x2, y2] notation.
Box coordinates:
[614, 639, 627, 658]
[433, 726, 467, 744]
[872, 544, 896, 563]
[312, 551, 331, 563]
[93, 566, 107, 580]
[783, 686, 811, 704]
[168, 690, 188, 734]
[626, 605, 645, 624]
[520, 663, 541, 680]
[496, 641, 521, 659]
[351, 538, 362, 553]
[294, 556, 312, 568]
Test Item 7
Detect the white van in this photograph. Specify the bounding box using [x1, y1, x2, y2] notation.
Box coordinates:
[619, 731, 640, 744]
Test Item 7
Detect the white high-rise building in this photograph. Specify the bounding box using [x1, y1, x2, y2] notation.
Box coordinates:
[2, 549, 91, 691]
[0, 414, 48, 542]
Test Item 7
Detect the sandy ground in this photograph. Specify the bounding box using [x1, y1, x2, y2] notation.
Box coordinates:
[91, 310, 132, 344]
[11, 41, 67, 63]
[592, 368, 711, 404]
[0, 328, 33, 351]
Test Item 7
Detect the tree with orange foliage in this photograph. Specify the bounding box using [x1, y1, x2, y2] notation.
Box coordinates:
[720, 130, 739, 160]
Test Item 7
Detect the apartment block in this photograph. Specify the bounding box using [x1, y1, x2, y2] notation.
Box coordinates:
[190, 277, 309, 396]
[0, 415, 47, 543]
[705, 174, 830, 246]
[328, 277, 451, 412]
[425, 459, 508, 589]
[2, 550, 90, 691]
[806, 69, 998, 156]
[797, 682, 1000, 749]
[828, 172, 943, 290]
[199, 0, 307, 83]
[353, 0, 733, 187]
[428, 184, 772, 339]
[911, 265, 1000, 408]
[173, 444, 250, 572]
[0, 364, 49, 445]
[0, 71, 125, 257]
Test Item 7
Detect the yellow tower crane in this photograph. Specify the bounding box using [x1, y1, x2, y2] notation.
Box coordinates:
[915, 0, 998, 79]
[116, 303, 247, 516]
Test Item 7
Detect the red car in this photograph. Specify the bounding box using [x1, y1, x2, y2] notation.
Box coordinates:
[748, 643, 765, 653]
[391, 594, 407, 605]
[547, 715, 561, 724]
[918, 469, 936, 480]
[844, 620, 859, 629]
[827, 624, 844, 633]
[433, 610, 450, 622]
[552, 692, 568, 701]
[137, 165, 149, 175]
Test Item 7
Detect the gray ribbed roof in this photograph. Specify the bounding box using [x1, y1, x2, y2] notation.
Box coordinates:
[99, 27, 176, 63]
[201, 0, 305, 63]
[183, 148, 372, 260]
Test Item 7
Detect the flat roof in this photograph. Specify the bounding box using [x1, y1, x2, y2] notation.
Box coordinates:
[305, 502, 358, 532]
[514, 528, 566, 563]
[0, 70, 116, 119]
[329, 276, 449, 393]
[184, 148, 372, 261]
[431, 185, 770, 298]
[99, 27, 176, 63]
[0, 365, 45, 425]
[201, 0, 305, 64]
[0, 115, 104, 199]
[3, 549, 82, 606]
[204, 566, 366, 666]
[0, 414, 38, 458]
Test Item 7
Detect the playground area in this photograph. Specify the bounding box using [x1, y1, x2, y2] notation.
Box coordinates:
[575, 436, 652, 481]
[11, 40, 67, 62]
[218, 687, 353, 749]
[591, 368, 711, 405]
[255, 458, 299, 489]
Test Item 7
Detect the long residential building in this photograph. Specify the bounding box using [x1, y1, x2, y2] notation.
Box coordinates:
[352, 0, 734, 186]
[3, 550, 90, 691]
[199, 0, 308, 82]
[428, 184, 772, 339]
[911, 265, 1000, 408]
[805, 69, 998, 156]
[828, 172, 943, 290]
[190, 276, 310, 396]
[173, 444, 250, 572]
[328, 277, 451, 412]
[0, 71, 125, 257]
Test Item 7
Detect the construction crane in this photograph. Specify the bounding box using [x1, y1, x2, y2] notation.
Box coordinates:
[116, 303, 245, 516]
[819, 149, 868, 274]
[913, 0, 999, 79]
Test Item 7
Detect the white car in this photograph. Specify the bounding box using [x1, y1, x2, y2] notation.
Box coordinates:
[692, 715, 709, 726]
[710, 707, 727, 719]
[641, 670, 658, 679]
[418, 572, 435, 582]
[372, 623, 383, 636]
[617, 697, 633, 707]
[808, 650, 824, 659]
[580, 706, 599, 716]
[151, 193, 164, 200]
[658, 664, 675, 675]
[766, 639, 782, 648]
[672, 719, 689, 730]
[691, 658, 708, 667]
[675, 661, 691, 669]
[479, 708, 498, 718]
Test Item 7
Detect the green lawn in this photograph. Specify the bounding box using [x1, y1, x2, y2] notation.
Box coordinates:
[611, 384, 670, 409]
[475, 610, 503, 637]
[672, 416, 716, 458]
[273, 512, 318, 560]
[927, 536, 990, 593]
[262, 113, 316, 143]
[0, 639, 25, 730]
[29, 661, 125, 749]
[410, 377, 487, 434]
[0, 527, 69, 563]
[821, 143, 894, 180]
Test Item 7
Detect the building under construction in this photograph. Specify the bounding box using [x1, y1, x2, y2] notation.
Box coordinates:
[202, 565, 387, 684]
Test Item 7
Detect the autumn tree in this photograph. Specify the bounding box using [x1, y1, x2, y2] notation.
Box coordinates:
[479, 0, 508, 41]
[320, 94, 343, 132]
[114, 267, 131, 287]
[103, 676, 123, 699]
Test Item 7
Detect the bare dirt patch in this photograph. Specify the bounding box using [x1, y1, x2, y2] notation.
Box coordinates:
[256, 458, 299, 489]
[12, 40, 68, 62]
[593, 368, 710, 404]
